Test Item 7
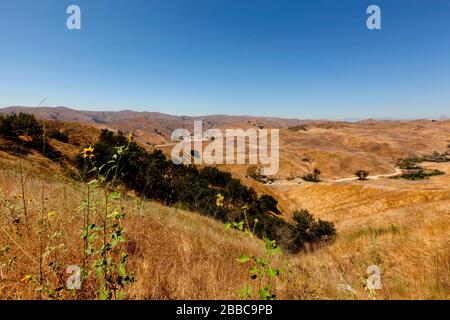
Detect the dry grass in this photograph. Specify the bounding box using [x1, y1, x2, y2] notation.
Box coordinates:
[0, 155, 270, 300]
[0, 150, 449, 300]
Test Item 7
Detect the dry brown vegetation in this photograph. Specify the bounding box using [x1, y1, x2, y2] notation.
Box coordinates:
[0, 147, 448, 300]
[0, 109, 449, 300]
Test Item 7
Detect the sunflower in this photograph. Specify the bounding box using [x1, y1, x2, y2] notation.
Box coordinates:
[81, 146, 95, 159]
[21, 274, 33, 284]
[127, 133, 134, 143]
[216, 193, 224, 208]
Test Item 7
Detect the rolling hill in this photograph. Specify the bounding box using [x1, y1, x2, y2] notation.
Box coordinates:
[0, 107, 449, 300]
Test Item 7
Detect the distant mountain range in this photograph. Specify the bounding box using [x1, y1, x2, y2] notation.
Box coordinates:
[0, 106, 307, 145]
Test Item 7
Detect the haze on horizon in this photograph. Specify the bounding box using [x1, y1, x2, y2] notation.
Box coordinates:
[1, 0, 449, 119]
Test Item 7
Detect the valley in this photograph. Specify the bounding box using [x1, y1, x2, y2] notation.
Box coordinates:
[0, 107, 449, 300]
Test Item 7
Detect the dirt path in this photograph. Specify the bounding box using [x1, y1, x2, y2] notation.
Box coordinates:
[269, 168, 403, 186]
[334, 168, 403, 182]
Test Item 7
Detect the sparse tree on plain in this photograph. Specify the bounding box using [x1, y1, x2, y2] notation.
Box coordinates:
[355, 170, 369, 180]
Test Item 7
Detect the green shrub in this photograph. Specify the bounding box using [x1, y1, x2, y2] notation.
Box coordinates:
[394, 169, 445, 180]
[290, 209, 336, 251]
[258, 195, 280, 214]
[355, 170, 369, 180]
[302, 168, 321, 182]
[48, 129, 69, 143]
[396, 157, 422, 169]
[0, 113, 60, 159]
[77, 130, 336, 252]
[422, 151, 449, 163]
[0, 113, 43, 140]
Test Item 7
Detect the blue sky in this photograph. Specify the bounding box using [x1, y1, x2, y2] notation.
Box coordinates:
[1, 0, 449, 119]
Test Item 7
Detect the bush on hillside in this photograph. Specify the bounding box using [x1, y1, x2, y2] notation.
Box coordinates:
[48, 128, 69, 143]
[393, 169, 445, 180]
[355, 169, 369, 180]
[0, 113, 60, 159]
[421, 151, 450, 163]
[258, 195, 280, 214]
[290, 209, 336, 251]
[396, 157, 422, 170]
[302, 168, 321, 182]
[77, 129, 336, 252]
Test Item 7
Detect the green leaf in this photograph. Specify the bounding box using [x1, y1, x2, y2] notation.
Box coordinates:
[99, 289, 109, 300]
[258, 288, 270, 300]
[239, 284, 253, 300]
[224, 222, 231, 231]
[236, 255, 250, 263]
[272, 246, 282, 255]
[109, 191, 121, 200]
[268, 268, 280, 278]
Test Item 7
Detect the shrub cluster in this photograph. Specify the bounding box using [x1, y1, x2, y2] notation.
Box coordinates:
[0, 113, 60, 159]
[77, 130, 336, 252]
[393, 169, 445, 180]
[290, 209, 336, 251]
[396, 157, 422, 170]
[421, 151, 450, 163]
[355, 169, 369, 180]
[302, 168, 321, 182]
[48, 128, 69, 143]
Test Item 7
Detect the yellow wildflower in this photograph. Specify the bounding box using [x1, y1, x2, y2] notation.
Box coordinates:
[21, 274, 33, 284]
[81, 146, 95, 159]
[111, 210, 123, 220]
[47, 211, 56, 219]
[216, 193, 224, 208]
[127, 133, 134, 143]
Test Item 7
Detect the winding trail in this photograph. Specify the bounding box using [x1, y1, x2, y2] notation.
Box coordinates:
[269, 168, 403, 186]
[333, 168, 403, 182]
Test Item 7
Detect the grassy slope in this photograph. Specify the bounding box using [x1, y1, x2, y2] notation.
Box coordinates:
[269, 163, 450, 299]
[0, 143, 449, 299]
[0, 151, 268, 299]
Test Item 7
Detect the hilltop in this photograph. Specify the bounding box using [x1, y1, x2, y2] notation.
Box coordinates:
[2, 106, 449, 181]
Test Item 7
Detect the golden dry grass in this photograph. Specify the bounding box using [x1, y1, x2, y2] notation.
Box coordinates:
[1, 150, 449, 300]
[0, 153, 271, 300]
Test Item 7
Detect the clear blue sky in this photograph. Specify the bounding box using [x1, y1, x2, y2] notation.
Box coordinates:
[1, 0, 449, 119]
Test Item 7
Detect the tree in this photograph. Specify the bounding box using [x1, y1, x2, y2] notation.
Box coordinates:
[302, 168, 321, 182]
[396, 158, 421, 170]
[0, 113, 60, 159]
[290, 209, 336, 251]
[76, 129, 336, 253]
[258, 195, 280, 214]
[246, 165, 263, 181]
[313, 168, 321, 180]
[355, 170, 369, 180]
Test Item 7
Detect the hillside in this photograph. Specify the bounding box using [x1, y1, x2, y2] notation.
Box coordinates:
[0, 106, 305, 147]
[3, 107, 449, 181]
[0, 112, 448, 300]
[0, 143, 448, 299]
